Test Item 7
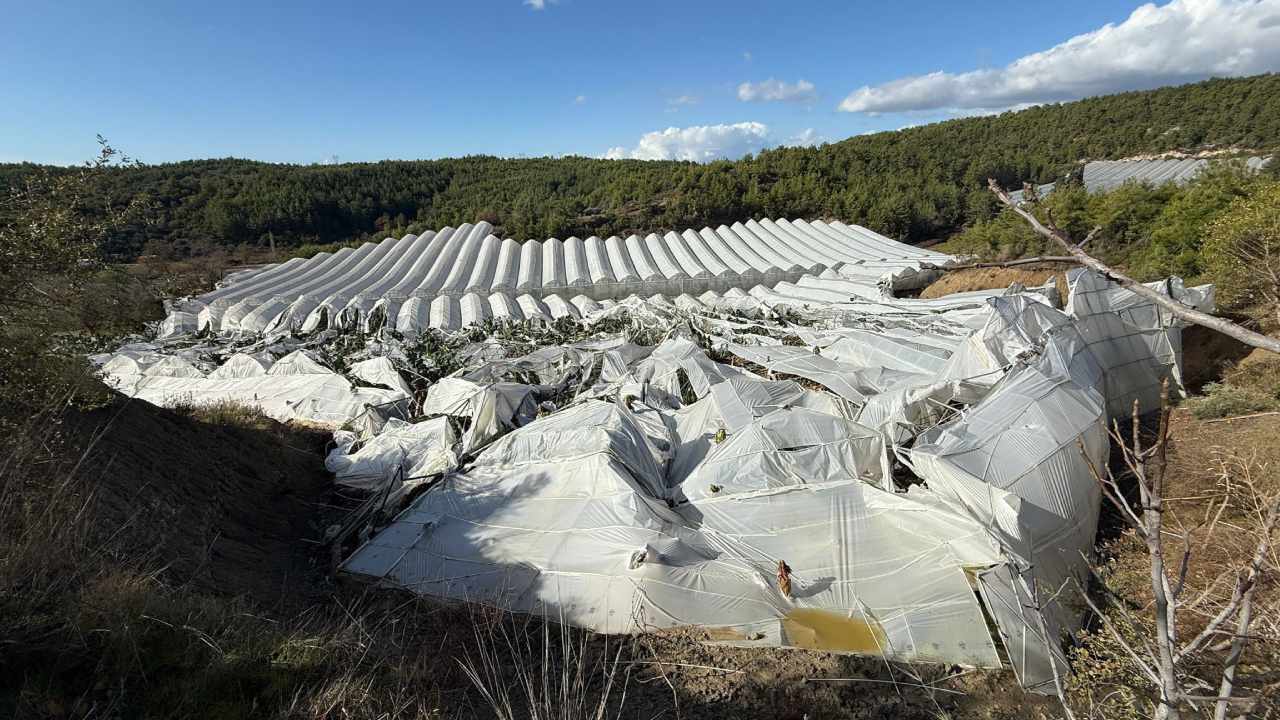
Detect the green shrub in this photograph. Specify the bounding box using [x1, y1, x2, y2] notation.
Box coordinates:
[1202, 182, 1280, 312]
[1185, 381, 1280, 419]
[946, 167, 1274, 285]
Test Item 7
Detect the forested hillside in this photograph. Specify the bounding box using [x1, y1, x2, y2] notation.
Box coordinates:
[5, 74, 1280, 258]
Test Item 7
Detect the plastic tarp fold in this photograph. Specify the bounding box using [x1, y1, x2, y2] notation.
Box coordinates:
[421, 377, 540, 454]
[1064, 269, 1212, 416]
[327, 416, 457, 489]
[977, 563, 1072, 694]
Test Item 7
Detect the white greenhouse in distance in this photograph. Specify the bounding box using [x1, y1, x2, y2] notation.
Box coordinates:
[156, 219, 951, 338]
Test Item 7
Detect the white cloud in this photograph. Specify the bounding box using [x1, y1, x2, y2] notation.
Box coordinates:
[665, 94, 700, 112]
[839, 0, 1280, 114]
[524, 0, 555, 9]
[574, 94, 587, 105]
[785, 128, 827, 147]
[737, 78, 817, 103]
[604, 122, 771, 161]
[603, 122, 823, 162]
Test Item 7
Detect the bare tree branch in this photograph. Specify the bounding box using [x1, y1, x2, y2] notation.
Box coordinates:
[988, 179, 1280, 356]
[1072, 379, 1280, 720]
[1213, 492, 1279, 720]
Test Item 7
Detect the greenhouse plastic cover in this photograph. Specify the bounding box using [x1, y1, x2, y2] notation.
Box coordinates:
[158, 218, 952, 337]
[99, 212, 1216, 693]
[1009, 155, 1270, 203]
[331, 266, 1210, 693]
[100, 348, 410, 426]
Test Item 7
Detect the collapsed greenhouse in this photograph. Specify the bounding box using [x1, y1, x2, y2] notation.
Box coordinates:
[97, 218, 1214, 693]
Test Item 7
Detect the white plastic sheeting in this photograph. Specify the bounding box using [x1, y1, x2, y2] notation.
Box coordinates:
[162, 219, 952, 337]
[420, 377, 541, 454]
[343, 397, 1005, 668]
[1064, 269, 1213, 416]
[327, 416, 456, 490]
[100, 349, 410, 427]
[337, 269, 1210, 691]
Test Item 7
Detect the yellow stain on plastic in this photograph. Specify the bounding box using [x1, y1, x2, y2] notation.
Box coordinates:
[703, 626, 748, 642]
[782, 609, 887, 653]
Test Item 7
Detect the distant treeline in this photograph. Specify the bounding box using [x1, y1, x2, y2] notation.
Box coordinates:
[5, 74, 1280, 259]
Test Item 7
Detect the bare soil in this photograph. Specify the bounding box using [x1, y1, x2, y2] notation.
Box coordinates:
[919, 264, 1072, 302]
[57, 394, 334, 605]
[624, 628, 1050, 720]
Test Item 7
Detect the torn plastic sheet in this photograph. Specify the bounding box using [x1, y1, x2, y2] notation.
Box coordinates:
[724, 344, 869, 405]
[978, 563, 1072, 695]
[421, 377, 541, 454]
[1064, 269, 1212, 416]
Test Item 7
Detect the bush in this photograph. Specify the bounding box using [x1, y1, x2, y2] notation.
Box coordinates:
[946, 167, 1273, 285]
[1185, 381, 1280, 419]
[1225, 350, 1280, 399]
[0, 139, 151, 420]
[1202, 182, 1280, 313]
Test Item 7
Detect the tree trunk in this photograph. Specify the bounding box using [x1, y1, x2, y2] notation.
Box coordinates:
[988, 179, 1280, 356]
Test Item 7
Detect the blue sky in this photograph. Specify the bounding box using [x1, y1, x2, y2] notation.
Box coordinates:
[3, 0, 1279, 165]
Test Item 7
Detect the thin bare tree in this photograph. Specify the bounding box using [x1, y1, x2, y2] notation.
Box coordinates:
[1078, 381, 1279, 720]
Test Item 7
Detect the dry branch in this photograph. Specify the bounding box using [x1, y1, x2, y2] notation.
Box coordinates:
[988, 179, 1280, 356]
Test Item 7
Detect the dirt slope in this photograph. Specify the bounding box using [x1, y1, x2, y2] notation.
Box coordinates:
[919, 264, 1071, 302]
[58, 395, 332, 604]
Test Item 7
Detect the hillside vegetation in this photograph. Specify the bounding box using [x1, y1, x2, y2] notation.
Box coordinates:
[944, 161, 1274, 281]
[3, 74, 1280, 260]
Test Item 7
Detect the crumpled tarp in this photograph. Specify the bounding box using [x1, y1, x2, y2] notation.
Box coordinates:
[327, 416, 456, 490]
[100, 254, 1212, 694]
[340, 269, 1211, 693]
[100, 349, 411, 426]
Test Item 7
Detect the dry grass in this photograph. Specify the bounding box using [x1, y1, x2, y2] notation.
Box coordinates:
[173, 398, 277, 430]
[918, 264, 1072, 303]
[459, 611, 629, 720]
[0, 397, 467, 719]
[1224, 347, 1280, 400]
